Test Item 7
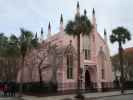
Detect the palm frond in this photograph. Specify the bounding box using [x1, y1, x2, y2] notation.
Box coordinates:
[65, 14, 93, 37]
[111, 26, 131, 44]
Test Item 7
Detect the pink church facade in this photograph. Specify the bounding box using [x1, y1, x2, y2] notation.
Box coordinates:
[17, 3, 113, 92]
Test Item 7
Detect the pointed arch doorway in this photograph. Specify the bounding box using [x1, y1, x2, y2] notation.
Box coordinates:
[85, 70, 91, 89]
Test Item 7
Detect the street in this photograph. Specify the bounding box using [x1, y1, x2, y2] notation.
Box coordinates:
[95, 94, 133, 100]
[0, 97, 24, 100]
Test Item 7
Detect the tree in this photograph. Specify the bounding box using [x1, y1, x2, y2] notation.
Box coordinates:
[124, 49, 133, 80]
[0, 33, 8, 57]
[0, 30, 39, 91]
[35, 44, 48, 84]
[19, 28, 39, 95]
[0, 33, 9, 80]
[24, 41, 62, 91]
[110, 26, 131, 94]
[5, 35, 20, 81]
[24, 43, 48, 85]
[111, 55, 120, 79]
[65, 10, 92, 97]
[0, 33, 20, 81]
[112, 47, 133, 80]
[48, 44, 62, 85]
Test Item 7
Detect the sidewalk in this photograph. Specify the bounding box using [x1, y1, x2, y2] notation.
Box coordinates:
[21, 90, 133, 100]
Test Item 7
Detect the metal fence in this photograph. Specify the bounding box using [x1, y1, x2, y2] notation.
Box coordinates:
[0, 80, 133, 95]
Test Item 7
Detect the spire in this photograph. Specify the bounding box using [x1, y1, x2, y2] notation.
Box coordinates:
[93, 8, 95, 15]
[77, 1, 79, 9]
[59, 14, 64, 32]
[60, 14, 63, 24]
[76, 1, 80, 17]
[41, 27, 43, 35]
[104, 29, 107, 36]
[48, 21, 51, 30]
[35, 32, 38, 39]
[47, 21, 51, 38]
[104, 29, 107, 43]
[40, 27, 44, 42]
[92, 8, 97, 32]
[84, 9, 87, 16]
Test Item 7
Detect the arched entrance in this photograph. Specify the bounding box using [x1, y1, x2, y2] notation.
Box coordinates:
[85, 70, 91, 89]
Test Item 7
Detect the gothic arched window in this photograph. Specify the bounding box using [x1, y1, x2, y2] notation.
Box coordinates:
[67, 52, 73, 79]
[83, 35, 91, 60]
[101, 69, 105, 80]
[98, 46, 106, 80]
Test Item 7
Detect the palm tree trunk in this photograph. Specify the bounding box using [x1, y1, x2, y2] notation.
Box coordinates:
[37, 55, 47, 85]
[19, 56, 24, 96]
[119, 42, 124, 94]
[77, 34, 81, 92]
[37, 59, 44, 85]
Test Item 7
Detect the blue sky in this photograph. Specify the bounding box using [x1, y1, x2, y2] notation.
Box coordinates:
[0, 0, 133, 55]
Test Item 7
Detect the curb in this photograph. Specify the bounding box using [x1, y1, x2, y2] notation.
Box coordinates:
[0, 97, 25, 100]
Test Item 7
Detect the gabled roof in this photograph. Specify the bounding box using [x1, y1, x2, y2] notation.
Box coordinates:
[45, 31, 66, 42]
[97, 32, 106, 45]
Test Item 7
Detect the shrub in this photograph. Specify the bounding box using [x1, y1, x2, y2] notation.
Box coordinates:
[16, 81, 57, 93]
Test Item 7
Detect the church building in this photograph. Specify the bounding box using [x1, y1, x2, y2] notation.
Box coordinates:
[17, 2, 113, 92]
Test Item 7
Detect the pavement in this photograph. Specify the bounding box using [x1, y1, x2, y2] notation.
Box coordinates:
[0, 90, 133, 100]
[20, 90, 133, 100]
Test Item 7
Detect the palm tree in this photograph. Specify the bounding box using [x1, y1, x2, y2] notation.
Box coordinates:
[8, 35, 20, 57]
[19, 28, 39, 95]
[0, 32, 38, 85]
[6, 35, 20, 80]
[65, 10, 92, 98]
[110, 26, 131, 94]
[0, 33, 8, 57]
[0, 33, 9, 80]
[0, 33, 21, 81]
